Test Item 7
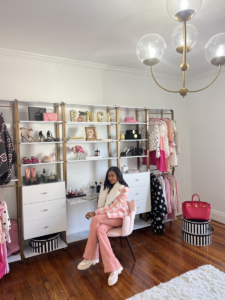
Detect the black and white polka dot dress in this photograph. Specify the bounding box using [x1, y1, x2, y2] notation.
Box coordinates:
[149, 174, 168, 234]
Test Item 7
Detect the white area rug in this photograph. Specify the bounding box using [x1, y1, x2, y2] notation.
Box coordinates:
[127, 265, 225, 300]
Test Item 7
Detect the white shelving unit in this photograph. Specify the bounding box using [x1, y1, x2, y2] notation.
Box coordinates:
[8, 253, 22, 263]
[23, 238, 67, 258]
[120, 139, 147, 142]
[21, 160, 64, 167]
[67, 121, 117, 125]
[19, 121, 63, 124]
[20, 141, 63, 145]
[66, 140, 118, 143]
[67, 157, 119, 163]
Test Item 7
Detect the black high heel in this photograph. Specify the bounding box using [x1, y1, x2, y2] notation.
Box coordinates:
[39, 131, 52, 142]
[47, 130, 59, 141]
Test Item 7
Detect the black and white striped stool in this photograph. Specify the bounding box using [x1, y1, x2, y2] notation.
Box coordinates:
[182, 217, 213, 246]
[29, 233, 60, 253]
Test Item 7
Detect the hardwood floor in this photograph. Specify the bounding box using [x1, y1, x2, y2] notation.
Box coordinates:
[1, 216, 225, 300]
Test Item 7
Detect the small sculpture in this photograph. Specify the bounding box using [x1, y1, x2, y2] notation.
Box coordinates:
[107, 112, 114, 122]
[97, 111, 104, 122]
[86, 111, 90, 122]
[89, 111, 94, 122]
[70, 110, 77, 122]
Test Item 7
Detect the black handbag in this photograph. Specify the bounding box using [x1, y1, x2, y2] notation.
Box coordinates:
[28, 107, 46, 121]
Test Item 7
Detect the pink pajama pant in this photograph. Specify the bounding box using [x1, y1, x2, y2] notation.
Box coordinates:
[83, 214, 123, 273]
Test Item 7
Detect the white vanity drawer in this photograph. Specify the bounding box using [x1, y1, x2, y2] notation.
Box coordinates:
[135, 199, 151, 214]
[123, 172, 150, 188]
[23, 214, 67, 240]
[23, 198, 66, 222]
[22, 181, 65, 204]
[127, 186, 150, 202]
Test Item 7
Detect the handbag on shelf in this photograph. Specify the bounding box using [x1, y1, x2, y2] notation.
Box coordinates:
[182, 194, 211, 221]
[43, 109, 58, 121]
[28, 107, 46, 121]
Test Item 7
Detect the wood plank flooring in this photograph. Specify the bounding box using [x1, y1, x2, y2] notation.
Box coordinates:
[1, 216, 225, 300]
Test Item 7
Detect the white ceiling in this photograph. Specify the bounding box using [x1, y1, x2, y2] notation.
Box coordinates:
[0, 0, 224, 76]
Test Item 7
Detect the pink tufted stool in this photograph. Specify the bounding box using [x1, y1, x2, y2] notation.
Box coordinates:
[107, 200, 136, 261]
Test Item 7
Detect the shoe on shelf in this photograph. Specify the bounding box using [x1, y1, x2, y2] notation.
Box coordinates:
[20, 127, 31, 143]
[39, 131, 52, 142]
[27, 128, 38, 142]
[23, 157, 32, 164]
[47, 130, 59, 141]
[41, 153, 56, 163]
[108, 267, 123, 286]
[31, 156, 39, 164]
[77, 259, 99, 270]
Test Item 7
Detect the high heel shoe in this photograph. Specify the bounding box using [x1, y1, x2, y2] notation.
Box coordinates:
[27, 128, 38, 142]
[20, 127, 31, 143]
[39, 131, 52, 142]
[47, 130, 59, 141]
[41, 153, 56, 163]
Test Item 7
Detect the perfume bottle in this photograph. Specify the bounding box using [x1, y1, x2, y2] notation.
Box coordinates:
[79, 188, 84, 195]
[68, 188, 72, 197]
[74, 189, 78, 196]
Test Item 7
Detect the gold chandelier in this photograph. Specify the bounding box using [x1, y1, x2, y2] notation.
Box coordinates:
[136, 0, 225, 97]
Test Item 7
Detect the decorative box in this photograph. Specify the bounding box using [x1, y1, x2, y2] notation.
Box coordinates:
[182, 216, 213, 246]
[29, 233, 60, 253]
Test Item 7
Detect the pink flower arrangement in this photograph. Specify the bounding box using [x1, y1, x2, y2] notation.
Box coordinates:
[71, 145, 84, 154]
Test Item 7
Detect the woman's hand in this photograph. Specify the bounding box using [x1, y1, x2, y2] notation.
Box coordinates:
[85, 211, 96, 220]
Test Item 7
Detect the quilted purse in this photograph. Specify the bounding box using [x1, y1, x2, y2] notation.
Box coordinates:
[43, 109, 58, 121]
[182, 194, 211, 221]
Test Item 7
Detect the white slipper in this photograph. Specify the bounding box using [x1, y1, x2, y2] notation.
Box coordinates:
[108, 267, 123, 286]
[77, 259, 99, 270]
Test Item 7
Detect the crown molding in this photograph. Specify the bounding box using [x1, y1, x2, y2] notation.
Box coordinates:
[186, 66, 225, 82]
[0, 48, 180, 80]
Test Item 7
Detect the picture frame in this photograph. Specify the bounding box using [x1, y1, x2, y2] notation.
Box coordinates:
[85, 127, 98, 141]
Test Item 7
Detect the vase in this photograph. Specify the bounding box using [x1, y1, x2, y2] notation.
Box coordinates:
[77, 115, 83, 122]
[74, 152, 80, 160]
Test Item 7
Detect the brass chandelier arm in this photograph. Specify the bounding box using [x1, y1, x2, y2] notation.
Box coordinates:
[151, 66, 180, 93]
[188, 65, 221, 93]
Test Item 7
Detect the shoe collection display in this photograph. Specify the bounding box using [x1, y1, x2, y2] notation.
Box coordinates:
[23, 157, 40, 164]
[20, 127, 59, 143]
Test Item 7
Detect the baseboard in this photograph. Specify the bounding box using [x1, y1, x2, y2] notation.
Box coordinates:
[210, 209, 225, 224]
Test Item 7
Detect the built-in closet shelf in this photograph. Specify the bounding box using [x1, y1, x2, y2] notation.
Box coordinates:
[119, 122, 147, 125]
[23, 237, 67, 258]
[120, 155, 148, 158]
[21, 160, 64, 167]
[66, 140, 118, 144]
[8, 253, 21, 263]
[120, 139, 147, 142]
[67, 157, 118, 163]
[11, 177, 18, 182]
[22, 179, 64, 187]
[66, 121, 117, 125]
[133, 219, 151, 230]
[20, 141, 63, 145]
[19, 121, 63, 124]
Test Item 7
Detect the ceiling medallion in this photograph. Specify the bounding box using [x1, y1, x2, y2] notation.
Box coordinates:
[136, 0, 225, 97]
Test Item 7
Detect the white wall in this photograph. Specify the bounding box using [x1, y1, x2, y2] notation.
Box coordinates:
[0, 50, 192, 234]
[188, 69, 225, 223]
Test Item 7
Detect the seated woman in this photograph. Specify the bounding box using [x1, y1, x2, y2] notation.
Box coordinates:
[78, 166, 129, 286]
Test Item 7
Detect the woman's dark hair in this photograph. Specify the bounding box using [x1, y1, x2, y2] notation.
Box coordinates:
[104, 166, 128, 190]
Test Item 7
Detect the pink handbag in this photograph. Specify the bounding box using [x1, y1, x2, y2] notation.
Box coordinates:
[182, 194, 211, 221]
[43, 109, 58, 121]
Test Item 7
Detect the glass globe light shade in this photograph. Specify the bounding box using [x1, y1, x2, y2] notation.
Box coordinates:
[136, 34, 166, 66]
[166, 0, 202, 22]
[171, 24, 198, 54]
[205, 33, 225, 66]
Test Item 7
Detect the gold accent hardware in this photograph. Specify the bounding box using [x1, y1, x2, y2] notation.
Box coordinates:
[43, 209, 48, 212]
[195, 205, 198, 207]
[42, 192, 47, 194]
[176, 46, 192, 54]
[187, 205, 190, 207]
[174, 9, 195, 22]
[44, 226, 49, 229]
[203, 206, 206, 208]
